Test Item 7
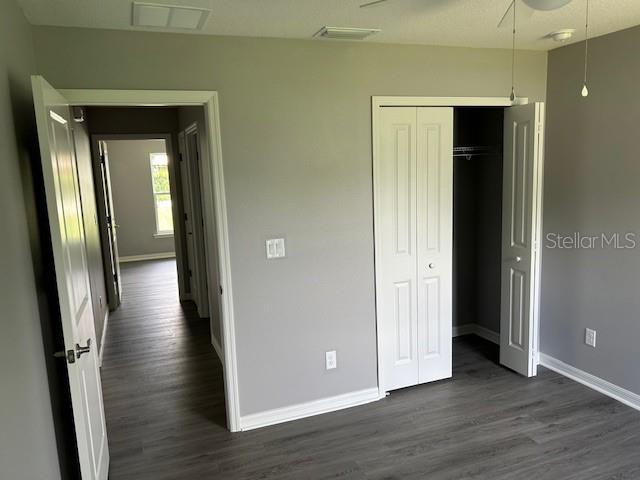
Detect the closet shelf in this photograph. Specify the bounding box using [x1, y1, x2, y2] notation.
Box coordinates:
[453, 146, 501, 160]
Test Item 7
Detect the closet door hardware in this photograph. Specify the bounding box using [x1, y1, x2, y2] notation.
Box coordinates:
[428, 263, 436, 269]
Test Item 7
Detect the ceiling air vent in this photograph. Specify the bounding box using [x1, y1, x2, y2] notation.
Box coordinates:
[313, 26, 380, 40]
[132, 2, 211, 30]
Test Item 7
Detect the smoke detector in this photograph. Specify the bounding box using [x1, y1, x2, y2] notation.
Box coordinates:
[313, 26, 381, 40]
[132, 2, 211, 30]
[548, 29, 576, 42]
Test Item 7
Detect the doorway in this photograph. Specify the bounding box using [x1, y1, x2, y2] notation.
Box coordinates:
[372, 97, 545, 396]
[32, 78, 240, 480]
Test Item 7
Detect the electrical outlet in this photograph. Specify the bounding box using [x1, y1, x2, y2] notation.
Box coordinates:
[585, 328, 596, 348]
[325, 350, 337, 370]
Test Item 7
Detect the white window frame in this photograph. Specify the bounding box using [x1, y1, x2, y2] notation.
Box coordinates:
[149, 152, 174, 237]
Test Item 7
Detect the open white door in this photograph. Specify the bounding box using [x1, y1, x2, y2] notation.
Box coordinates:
[97, 140, 122, 310]
[32, 76, 109, 479]
[500, 102, 545, 377]
[375, 106, 453, 392]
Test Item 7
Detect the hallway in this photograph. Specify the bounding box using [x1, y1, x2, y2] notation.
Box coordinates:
[100, 259, 227, 479]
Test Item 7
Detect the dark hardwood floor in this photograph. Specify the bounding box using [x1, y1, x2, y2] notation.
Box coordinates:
[102, 259, 640, 479]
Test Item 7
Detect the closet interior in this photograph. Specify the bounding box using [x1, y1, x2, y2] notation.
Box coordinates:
[453, 107, 504, 347]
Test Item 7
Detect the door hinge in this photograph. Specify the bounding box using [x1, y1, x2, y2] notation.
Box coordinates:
[184, 212, 188, 221]
[219, 285, 223, 295]
[189, 269, 193, 277]
[54, 349, 76, 364]
[100, 153, 106, 165]
[179, 153, 184, 162]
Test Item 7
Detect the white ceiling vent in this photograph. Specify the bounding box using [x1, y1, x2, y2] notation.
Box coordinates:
[132, 2, 211, 30]
[313, 26, 380, 40]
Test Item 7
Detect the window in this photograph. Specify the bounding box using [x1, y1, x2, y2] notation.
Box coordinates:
[150, 153, 174, 235]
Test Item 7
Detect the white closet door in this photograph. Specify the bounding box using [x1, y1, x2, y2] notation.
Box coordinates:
[377, 107, 419, 391]
[500, 103, 545, 377]
[416, 107, 453, 384]
[376, 107, 453, 392]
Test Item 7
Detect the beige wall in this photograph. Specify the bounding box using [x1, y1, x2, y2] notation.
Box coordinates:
[32, 26, 548, 416]
[0, 1, 62, 478]
[543, 25, 640, 395]
[106, 139, 176, 257]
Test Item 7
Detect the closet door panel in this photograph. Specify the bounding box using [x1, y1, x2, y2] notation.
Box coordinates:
[416, 107, 453, 384]
[500, 103, 545, 377]
[377, 107, 419, 391]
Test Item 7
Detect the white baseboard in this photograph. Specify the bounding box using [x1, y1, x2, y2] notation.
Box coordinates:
[240, 387, 381, 431]
[98, 310, 109, 368]
[539, 353, 640, 412]
[211, 335, 223, 365]
[452, 324, 475, 337]
[453, 323, 499, 345]
[119, 252, 175, 263]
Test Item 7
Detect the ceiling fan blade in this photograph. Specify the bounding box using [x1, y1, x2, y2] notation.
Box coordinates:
[497, 0, 535, 28]
[360, 0, 390, 8]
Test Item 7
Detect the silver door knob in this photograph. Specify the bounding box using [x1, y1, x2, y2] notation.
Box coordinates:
[513, 256, 522, 263]
[428, 263, 436, 269]
[75, 339, 91, 359]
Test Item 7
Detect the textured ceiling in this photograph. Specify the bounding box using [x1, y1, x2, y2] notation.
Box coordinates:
[17, 0, 640, 51]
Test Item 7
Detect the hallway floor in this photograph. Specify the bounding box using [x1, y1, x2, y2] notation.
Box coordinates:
[101, 260, 640, 479]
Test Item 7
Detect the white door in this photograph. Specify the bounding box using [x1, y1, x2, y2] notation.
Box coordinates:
[500, 102, 545, 377]
[32, 76, 109, 480]
[184, 126, 210, 317]
[178, 132, 198, 302]
[97, 141, 121, 309]
[376, 106, 453, 392]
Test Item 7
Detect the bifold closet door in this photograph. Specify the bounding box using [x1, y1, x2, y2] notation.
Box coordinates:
[500, 103, 545, 378]
[376, 106, 453, 393]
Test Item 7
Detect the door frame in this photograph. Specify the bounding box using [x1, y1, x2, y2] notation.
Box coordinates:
[62, 89, 241, 432]
[372, 96, 539, 398]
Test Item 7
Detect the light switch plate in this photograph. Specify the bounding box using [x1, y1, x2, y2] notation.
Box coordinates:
[585, 328, 596, 348]
[266, 238, 286, 259]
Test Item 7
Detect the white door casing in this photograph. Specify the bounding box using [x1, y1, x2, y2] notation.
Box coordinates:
[500, 102, 545, 377]
[375, 106, 453, 392]
[32, 76, 109, 479]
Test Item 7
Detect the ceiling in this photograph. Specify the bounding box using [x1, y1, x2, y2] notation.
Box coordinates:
[17, 0, 640, 51]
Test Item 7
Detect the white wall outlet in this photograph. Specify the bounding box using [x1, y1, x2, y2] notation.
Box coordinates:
[265, 238, 286, 259]
[325, 350, 337, 370]
[585, 328, 597, 348]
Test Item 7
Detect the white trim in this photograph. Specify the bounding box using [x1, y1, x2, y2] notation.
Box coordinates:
[452, 323, 499, 345]
[452, 324, 475, 337]
[98, 310, 109, 368]
[240, 388, 381, 431]
[118, 252, 176, 263]
[153, 232, 174, 239]
[61, 88, 241, 432]
[474, 324, 500, 345]
[211, 335, 223, 364]
[539, 354, 640, 413]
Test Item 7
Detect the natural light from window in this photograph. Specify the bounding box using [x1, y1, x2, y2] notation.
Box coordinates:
[150, 153, 174, 235]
